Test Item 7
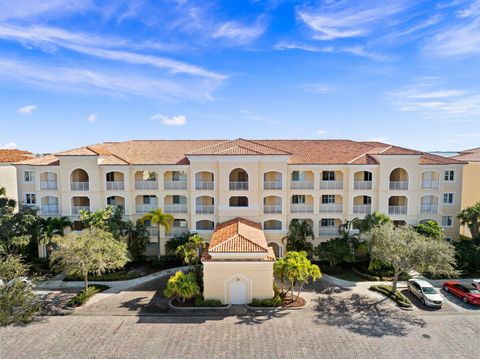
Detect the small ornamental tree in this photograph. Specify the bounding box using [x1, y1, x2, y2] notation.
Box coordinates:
[163, 271, 200, 303]
[458, 202, 480, 239]
[274, 251, 321, 300]
[414, 220, 445, 241]
[50, 228, 129, 290]
[123, 220, 149, 261]
[314, 238, 353, 268]
[369, 224, 457, 291]
[0, 255, 28, 282]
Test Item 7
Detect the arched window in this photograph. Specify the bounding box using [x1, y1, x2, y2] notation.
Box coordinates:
[389, 168, 409, 190]
[229, 168, 248, 190]
[70, 169, 89, 191]
[229, 196, 248, 207]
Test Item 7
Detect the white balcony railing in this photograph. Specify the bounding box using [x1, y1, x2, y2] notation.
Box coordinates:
[319, 228, 340, 237]
[70, 182, 89, 191]
[319, 204, 343, 213]
[135, 180, 158, 190]
[264, 181, 282, 190]
[167, 228, 189, 238]
[389, 181, 408, 190]
[164, 204, 188, 213]
[291, 204, 314, 213]
[229, 181, 248, 190]
[421, 180, 439, 190]
[290, 180, 314, 190]
[41, 205, 59, 215]
[196, 205, 214, 214]
[148, 227, 159, 237]
[40, 181, 58, 190]
[354, 181, 372, 190]
[135, 204, 157, 213]
[320, 181, 343, 190]
[388, 205, 407, 215]
[264, 205, 282, 214]
[164, 181, 187, 190]
[353, 204, 372, 214]
[195, 181, 214, 190]
[106, 181, 125, 190]
[420, 204, 438, 213]
[72, 205, 90, 215]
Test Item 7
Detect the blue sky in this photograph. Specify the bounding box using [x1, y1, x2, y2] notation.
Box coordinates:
[0, 0, 479, 153]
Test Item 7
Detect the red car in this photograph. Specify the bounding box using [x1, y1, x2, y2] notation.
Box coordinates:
[443, 281, 480, 305]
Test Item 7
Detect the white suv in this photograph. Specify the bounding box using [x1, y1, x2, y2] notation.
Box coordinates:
[408, 279, 443, 308]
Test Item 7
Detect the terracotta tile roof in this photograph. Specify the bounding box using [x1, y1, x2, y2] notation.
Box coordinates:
[186, 139, 292, 156]
[452, 148, 480, 162]
[14, 154, 59, 166]
[0, 149, 33, 163]
[16, 139, 465, 166]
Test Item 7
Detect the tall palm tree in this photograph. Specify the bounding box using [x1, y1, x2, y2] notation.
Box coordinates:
[283, 219, 314, 255]
[140, 209, 174, 259]
[38, 216, 73, 258]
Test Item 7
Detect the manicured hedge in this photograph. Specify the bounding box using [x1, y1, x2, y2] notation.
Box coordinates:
[193, 297, 224, 307]
[67, 285, 109, 307]
[250, 296, 282, 307]
[369, 285, 412, 308]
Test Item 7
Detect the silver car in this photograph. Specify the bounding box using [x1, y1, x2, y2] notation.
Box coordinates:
[408, 279, 444, 307]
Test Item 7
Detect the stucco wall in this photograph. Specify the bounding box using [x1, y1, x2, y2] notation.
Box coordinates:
[0, 164, 18, 202]
[203, 261, 274, 304]
[460, 162, 480, 237]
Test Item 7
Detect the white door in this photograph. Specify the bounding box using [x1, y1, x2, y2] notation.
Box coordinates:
[229, 280, 248, 304]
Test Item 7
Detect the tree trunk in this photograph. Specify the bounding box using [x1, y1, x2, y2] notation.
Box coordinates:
[392, 269, 400, 292]
[296, 282, 305, 300]
[84, 272, 89, 291]
[157, 225, 161, 260]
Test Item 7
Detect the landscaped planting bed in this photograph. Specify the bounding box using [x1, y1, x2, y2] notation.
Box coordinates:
[369, 284, 412, 308]
[67, 284, 110, 307]
[170, 297, 227, 308]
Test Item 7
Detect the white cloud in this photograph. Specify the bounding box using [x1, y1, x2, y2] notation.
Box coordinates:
[212, 18, 266, 45]
[426, 20, 480, 57]
[86, 113, 98, 123]
[151, 114, 187, 126]
[366, 137, 388, 143]
[0, 142, 17, 149]
[17, 105, 37, 114]
[301, 84, 333, 94]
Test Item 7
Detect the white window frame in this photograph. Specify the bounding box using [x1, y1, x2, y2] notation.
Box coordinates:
[444, 170, 455, 182]
[24, 170, 35, 183]
[441, 215, 453, 228]
[24, 192, 36, 205]
[443, 193, 454, 205]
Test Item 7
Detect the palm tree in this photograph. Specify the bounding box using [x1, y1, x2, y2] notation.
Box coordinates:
[356, 212, 391, 233]
[458, 203, 480, 239]
[38, 216, 73, 257]
[140, 209, 174, 259]
[122, 220, 149, 261]
[283, 219, 314, 255]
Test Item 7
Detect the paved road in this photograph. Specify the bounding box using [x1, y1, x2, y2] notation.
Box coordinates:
[1, 279, 479, 359]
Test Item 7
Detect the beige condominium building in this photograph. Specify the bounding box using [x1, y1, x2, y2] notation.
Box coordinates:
[0, 149, 33, 201]
[452, 147, 480, 237]
[13, 138, 466, 257]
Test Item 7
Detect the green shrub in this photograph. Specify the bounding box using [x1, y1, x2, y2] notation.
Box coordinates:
[193, 297, 223, 307]
[0, 280, 40, 326]
[67, 285, 109, 307]
[352, 262, 411, 281]
[314, 238, 354, 268]
[250, 295, 282, 307]
[163, 271, 200, 303]
[369, 285, 412, 308]
[150, 255, 183, 270]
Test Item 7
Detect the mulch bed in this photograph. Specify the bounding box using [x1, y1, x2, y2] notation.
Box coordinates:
[281, 295, 306, 308]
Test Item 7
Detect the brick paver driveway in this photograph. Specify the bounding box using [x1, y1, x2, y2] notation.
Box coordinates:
[1, 278, 479, 359]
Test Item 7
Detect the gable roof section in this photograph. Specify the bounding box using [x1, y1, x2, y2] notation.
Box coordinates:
[0, 149, 33, 163]
[208, 217, 269, 253]
[186, 139, 292, 156]
[452, 147, 480, 162]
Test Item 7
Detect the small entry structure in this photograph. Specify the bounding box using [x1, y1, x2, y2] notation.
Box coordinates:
[202, 217, 275, 305]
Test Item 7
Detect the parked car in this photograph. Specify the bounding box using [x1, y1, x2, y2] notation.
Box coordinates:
[443, 281, 480, 305]
[407, 279, 443, 307]
[473, 280, 480, 291]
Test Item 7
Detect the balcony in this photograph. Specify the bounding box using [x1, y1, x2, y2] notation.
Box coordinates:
[319, 228, 340, 237]
[136, 204, 157, 213]
[164, 204, 188, 213]
[320, 181, 343, 190]
[41, 205, 59, 215]
[167, 228, 189, 238]
[264, 181, 282, 190]
[148, 227, 159, 237]
[421, 180, 439, 190]
[106, 181, 125, 190]
[291, 204, 314, 213]
[195, 180, 214, 190]
[72, 205, 90, 215]
[135, 180, 158, 190]
[71, 182, 89, 191]
[354, 181, 372, 190]
[164, 181, 187, 190]
[389, 181, 408, 190]
[319, 204, 343, 213]
[40, 181, 58, 190]
[388, 206, 407, 215]
[353, 204, 372, 214]
[420, 204, 438, 214]
[196, 205, 214, 214]
[229, 181, 248, 191]
[290, 180, 314, 190]
[264, 205, 282, 214]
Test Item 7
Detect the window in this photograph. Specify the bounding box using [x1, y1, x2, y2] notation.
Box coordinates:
[172, 195, 186, 204]
[292, 195, 305, 204]
[444, 170, 455, 181]
[322, 171, 335, 181]
[292, 171, 306, 181]
[229, 196, 248, 207]
[173, 219, 187, 228]
[107, 197, 116, 205]
[24, 193, 36, 205]
[442, 215, 453, 227]
[445, 237, 452, 242]
[24, 171, 35, 183]
[364, 172, 372, 181]
[172, 171, 186, 181]
[363, 196, 372, 205]
[143, 195, 156, 204]
[106, 172, 115, 182]
[321, 218, 336, 227]
[321, 195, 335, 204]
[443, 193, 454, 204]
